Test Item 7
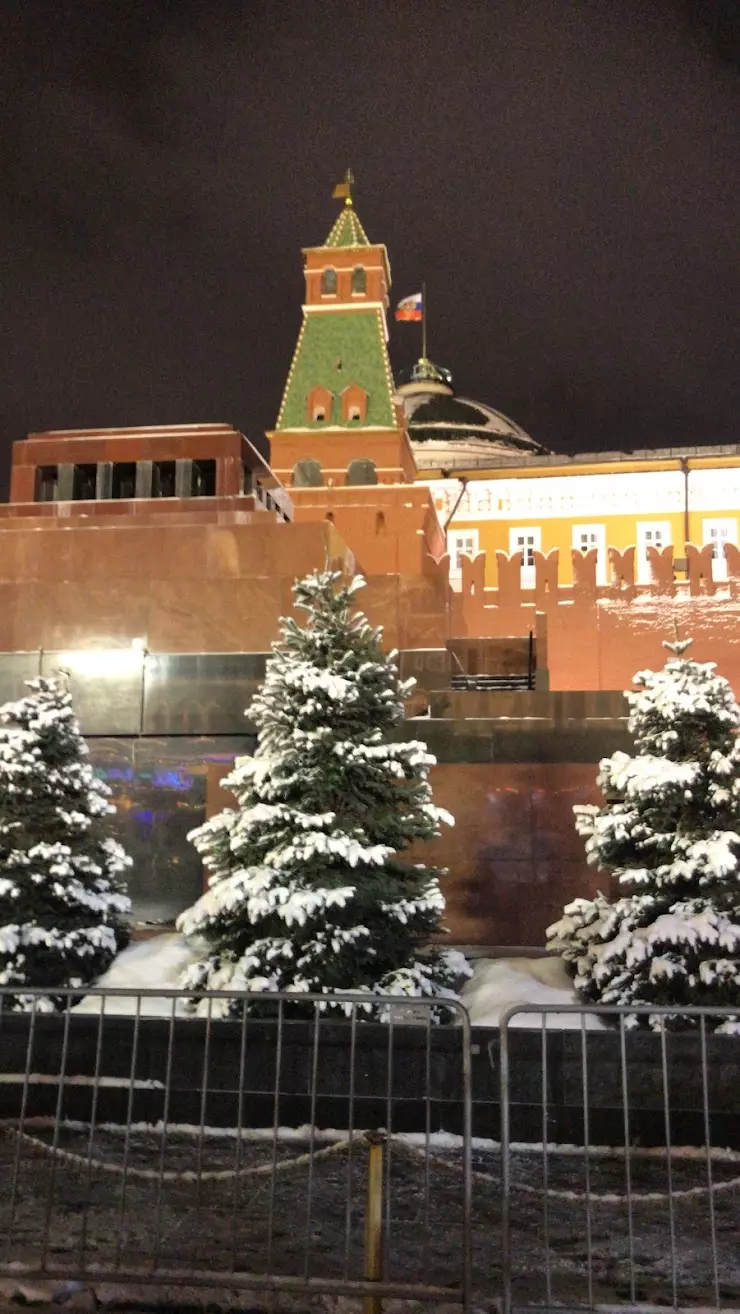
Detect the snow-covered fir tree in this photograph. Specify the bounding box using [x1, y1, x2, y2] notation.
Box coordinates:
[0, 677, 132, 1010]
[547, 640, 740, 1030]
[178, 568, 468, 1016]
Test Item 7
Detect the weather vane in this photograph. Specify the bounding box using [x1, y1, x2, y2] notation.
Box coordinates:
[332, 168, 354, 207]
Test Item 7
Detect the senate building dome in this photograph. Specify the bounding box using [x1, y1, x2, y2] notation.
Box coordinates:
[394, 357, 549, 472]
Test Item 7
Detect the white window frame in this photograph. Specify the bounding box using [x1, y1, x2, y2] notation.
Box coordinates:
[637, 521, 672, 584]
[509, 526, 541, 587]
[572, 523, 607, 585]
[448, 529, 480, 582]
[702, 517, 738, 582]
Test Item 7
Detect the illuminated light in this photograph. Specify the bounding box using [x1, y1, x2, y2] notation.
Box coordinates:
[131, 636, 148, 652]
[58, 650, 144, 679]
[151, 769, 194, 791]
[132, 809, 155, 828]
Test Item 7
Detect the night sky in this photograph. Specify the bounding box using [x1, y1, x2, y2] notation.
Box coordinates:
[1, 1, 738, 496]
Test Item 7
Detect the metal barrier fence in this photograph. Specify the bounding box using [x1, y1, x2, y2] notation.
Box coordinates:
[498, 1004, 740, 1314]
[3, 989, 738, 1313]
[0, 986, 472, 1309]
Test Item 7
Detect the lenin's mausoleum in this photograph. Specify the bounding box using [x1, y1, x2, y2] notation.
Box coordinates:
[2, 196, 740, 947]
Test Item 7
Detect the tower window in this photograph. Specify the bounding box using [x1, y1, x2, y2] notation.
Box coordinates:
[292, 459, 324, 488]
[340, 384, 368, 424]
[307, 385, 333, 424]
[321, 267, 337, 296]
[346, 459, 378, 486]
[351, 266, 366, 294]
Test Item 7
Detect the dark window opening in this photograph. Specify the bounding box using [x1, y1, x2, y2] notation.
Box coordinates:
[192, 459, 216, 497]
[112, 462, 137, 499]
[153, 461, 176, 498]
[351, 266, 366, 293]
[36, 466, 59, 503]
[73, 464, 97, 501]
[242, 464, 253, 494]
[321, 267, 337, 295]
[346, 458, 378, 486]
[292, 459, 323, 488]
[313, 406, 326, 422]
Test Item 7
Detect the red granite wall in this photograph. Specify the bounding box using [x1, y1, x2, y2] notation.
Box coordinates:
[205, 757, 603, 947]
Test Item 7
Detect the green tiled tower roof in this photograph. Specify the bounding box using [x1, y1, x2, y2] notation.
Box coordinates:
[324, 205, 370, 248]
[276, 308, 395, 430]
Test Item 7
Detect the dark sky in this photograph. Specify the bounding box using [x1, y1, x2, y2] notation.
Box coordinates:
[0, 1, 738, 495]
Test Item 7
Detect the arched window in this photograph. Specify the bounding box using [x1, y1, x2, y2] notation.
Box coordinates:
[346, 459, 378, 486]
[351, 266, 366, 294]
[292, 459, 324, 488]
[321, 267, 337, 295]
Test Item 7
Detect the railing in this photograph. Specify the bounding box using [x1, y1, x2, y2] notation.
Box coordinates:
[497, 1003, 740, 1314]
[2, 988, 737, 1312]
[0, 987, 472, 1309]
[450, 673, 532, 691]
[448, 629, 536, 692]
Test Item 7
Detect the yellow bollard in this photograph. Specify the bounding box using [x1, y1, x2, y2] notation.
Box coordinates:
[363, 1132, 385, 1314]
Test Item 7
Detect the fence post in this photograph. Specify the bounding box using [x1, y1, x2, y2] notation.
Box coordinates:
[499, 1017, 512, 1314]
[364, 1131, 385, 1314]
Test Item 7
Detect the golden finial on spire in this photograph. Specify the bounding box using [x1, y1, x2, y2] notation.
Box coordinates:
[332, 168, 355, 207]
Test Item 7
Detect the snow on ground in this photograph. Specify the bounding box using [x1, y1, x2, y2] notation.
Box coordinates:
[74, 934, 602, 1028]
[461, 954, 605, 1029]
[72, 933, 199, 1016]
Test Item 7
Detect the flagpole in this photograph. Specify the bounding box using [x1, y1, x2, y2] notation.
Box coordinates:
[421, 281, 427, 360]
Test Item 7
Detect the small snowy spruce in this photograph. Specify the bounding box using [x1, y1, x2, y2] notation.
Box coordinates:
[547, 640, 740, 1030]
[0, 677, 132, 1010]
[178, 568, 468, 1017]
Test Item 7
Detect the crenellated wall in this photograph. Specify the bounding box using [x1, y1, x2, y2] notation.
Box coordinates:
[450, 542, 740, 690]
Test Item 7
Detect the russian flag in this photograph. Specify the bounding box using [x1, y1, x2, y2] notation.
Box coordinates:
[395, 292, 423, 322]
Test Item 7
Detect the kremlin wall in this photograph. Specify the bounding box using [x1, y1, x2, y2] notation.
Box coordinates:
[1, 197, 738, 948]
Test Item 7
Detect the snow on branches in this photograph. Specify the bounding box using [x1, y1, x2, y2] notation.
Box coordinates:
[0, 677, 131, 1010]
[178, 568, 468, 1017]
[547, 642, 740, 1030]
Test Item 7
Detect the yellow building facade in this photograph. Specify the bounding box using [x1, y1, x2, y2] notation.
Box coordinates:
[422, 450, 740, 588]
[394, 358, 739, 590]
